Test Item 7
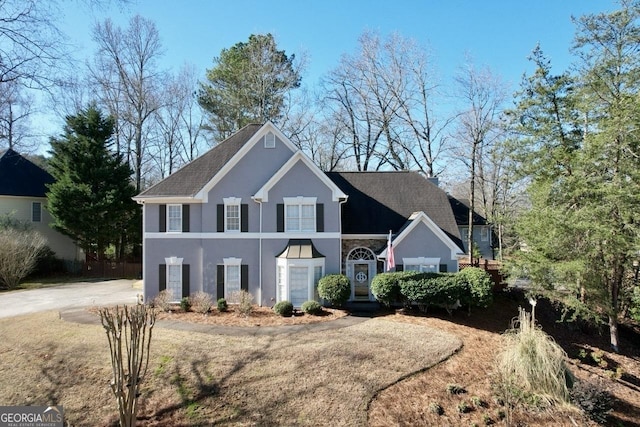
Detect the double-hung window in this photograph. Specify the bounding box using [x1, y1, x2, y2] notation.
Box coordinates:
[224, 197, 241, 232]
[284, 197, 316, 232]
[167, 204, 182, 232]
[32, 202, 42, 223]
[164, 257, 183, 301]
[224, 257, 242, 297]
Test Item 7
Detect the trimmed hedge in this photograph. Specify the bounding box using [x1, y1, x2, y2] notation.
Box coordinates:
[301, 300, 323, 315]
[318, 274, 351, 306]
[371, 268, 493, 313]
[273, 300, 294, 317]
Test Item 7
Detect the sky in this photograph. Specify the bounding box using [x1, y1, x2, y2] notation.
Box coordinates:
[41, 0, 620, 144]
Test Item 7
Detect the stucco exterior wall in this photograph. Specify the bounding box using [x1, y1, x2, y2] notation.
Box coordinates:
[395, 223, 459, 272]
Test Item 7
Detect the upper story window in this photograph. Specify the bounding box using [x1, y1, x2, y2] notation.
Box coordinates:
[284, 197, 316, 232]
[224, 197, 241, 232]
[32, 202, 42, 223]
[167, 204, 182, 232]
[264, 131, 276, 148]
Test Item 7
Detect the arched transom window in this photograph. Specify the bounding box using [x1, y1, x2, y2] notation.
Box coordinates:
[347, 247, 375, 261]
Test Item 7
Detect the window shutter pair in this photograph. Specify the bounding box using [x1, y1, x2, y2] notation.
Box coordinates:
[217, 204, 249, 232]
[158, 263, 190, 298]
[216, 264, 249, 298]
[276, 203, 324, 232]
[158, 204, 190, 232]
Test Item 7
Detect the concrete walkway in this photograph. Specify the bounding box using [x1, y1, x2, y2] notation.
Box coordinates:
[60, 307, 370, 336]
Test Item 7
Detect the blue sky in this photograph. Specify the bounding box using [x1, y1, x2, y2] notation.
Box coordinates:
[62, 0, 619, 89]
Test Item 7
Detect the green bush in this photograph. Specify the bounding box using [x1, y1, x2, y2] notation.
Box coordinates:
[273, 300, 294, 317]
[630, 286, 640, 322]
[217, 298, 228, 312]
[370, 272, 402, 305]
[180, 296, 191, 312]
[570, 379, 613, 424]
[456, 267, 493, 308]
[301, 300, 323, 315]
[317, 274, 351, 306]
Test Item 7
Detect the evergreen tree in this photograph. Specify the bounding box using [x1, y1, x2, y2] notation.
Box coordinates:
[198, 33, 301, 140]
[509, 3, 640, 352]
[47, 104, 138, 260]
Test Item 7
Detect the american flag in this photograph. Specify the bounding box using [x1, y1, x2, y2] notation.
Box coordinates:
[386, 230, 395, 271]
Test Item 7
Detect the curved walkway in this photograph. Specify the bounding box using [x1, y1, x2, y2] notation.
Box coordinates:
[60, 307, 370, 336]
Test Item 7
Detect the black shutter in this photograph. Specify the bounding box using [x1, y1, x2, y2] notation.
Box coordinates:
[217, 204, 224, 232]
[159, 205, 166, 232]
[159, 264, 166, 291]
[241, 265, 249, 291]
[277, 204, 284, 232]
[241, 204, 249, 232]
[396, 264, 404, 272]
[217, 265, 224, 298]
[182, 205, 190, 232]
[439, 264, 448, 273]
[182, 264, 190, 297]
[316, 203, 324, 232]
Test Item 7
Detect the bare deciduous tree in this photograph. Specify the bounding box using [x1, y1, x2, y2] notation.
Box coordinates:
[100, 304, 156, 427]
[0, 80, 35, 151]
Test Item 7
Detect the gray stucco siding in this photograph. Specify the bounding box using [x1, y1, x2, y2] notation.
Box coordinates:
[394, 223, 459, 272]
[143, 238, 204, 301]
[201, 238, 260, 298]
[261, 161, 341, 233]
[142, 203, 202, 233]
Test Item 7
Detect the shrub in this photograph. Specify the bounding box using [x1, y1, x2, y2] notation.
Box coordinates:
[0, 228, 48, 289]
[457, 401, 472, 413]
[217, 298, 228, 312]
[370, 272, 401, 305]
[153, 290, 173, 312]
[229, 290, 253, 316]
[495, 308, 574, 406]
[570, 378, 613, 424]
[428, 402, 444, 415]
[456, 267, 493, 309]
[180, 296, 191, 312]
[317, 274, 351, 306]
[630, 286, 640, 322]
[273, 300, 294, 317]
[447, 384, 467, 395]
[190, 291, 213, 314]
[301, 300, 323, 315]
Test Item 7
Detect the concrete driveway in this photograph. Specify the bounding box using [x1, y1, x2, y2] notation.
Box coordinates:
[0, 279, 141, 318]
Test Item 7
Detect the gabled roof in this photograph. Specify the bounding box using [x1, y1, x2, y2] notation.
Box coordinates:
[253, 152, 347, 202]
[135, 123, 265, 199]
[448, 196, 488, 226]
[326, 171, 463, 248]
[0, 148, 54, 197]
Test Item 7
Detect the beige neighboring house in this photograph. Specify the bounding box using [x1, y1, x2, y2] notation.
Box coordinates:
[0, 148, 82, 261]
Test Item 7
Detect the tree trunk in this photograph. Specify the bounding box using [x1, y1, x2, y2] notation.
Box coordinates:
[608, 314, 619, 353]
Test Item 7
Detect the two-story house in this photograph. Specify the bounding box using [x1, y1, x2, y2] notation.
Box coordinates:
[134, 123, 464, 306]
[0, 148, 82, 262]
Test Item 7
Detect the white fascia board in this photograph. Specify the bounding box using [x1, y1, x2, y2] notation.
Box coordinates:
[253, 151, 348, 202]
[144, 231, 342, 239]
[341, 234, 387, 240]
[195, 122, 298, 203]
[133, 196, 202, 204]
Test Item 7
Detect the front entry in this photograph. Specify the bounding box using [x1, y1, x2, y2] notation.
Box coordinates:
[346, 247, 376, 301]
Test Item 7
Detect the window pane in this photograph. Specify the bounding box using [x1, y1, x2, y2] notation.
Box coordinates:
[167, 265, 181, 300]
[289, 266, 308, 307]
[286, 205, 300, 232]
[168, 205, 182, 232]
[405, 265, 419, 272]
[32, 202, 41, 222]
[226, 265, 241, 295]
[226, 205, 239, 231]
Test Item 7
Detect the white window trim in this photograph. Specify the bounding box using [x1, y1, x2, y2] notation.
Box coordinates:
[31, 201, 42, 223]
[223, 197, 242, 232]
[402, 257, 441, 272]
[283, 196, 317, 233]
[223, 257, 242, 299]
[164, 257, 183, 301]
[264, 131, 276, 148]
[276, 257, 324, 305]
[167, 204, 182, 233]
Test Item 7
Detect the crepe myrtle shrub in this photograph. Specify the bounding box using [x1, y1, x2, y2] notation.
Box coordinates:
[317, 274, 351, 306]
[151, 289, 173, 312]
[190, 291, 213, 314]
[301, 300, 323, 315]
[456, 267, 493, 310]
[273, 300, 294, 317]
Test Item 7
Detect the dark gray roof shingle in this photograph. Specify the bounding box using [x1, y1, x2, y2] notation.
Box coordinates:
[448, 196, 487, 226]
[326, 171, 463, 249]
[136, 124, 263, 197]
[0, 149, 54, 197]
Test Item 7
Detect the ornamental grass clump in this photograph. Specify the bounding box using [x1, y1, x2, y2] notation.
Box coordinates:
[495, 308, 574, 408]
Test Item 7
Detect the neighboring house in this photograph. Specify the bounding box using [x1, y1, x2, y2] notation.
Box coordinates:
[0, 148, 82, 261]
[448, 196, 494, 260]
[134, 122, 464, 306]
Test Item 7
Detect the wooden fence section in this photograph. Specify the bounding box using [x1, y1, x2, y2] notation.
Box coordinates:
[459, 259, 506, 290]
[82, 261, 142, 279]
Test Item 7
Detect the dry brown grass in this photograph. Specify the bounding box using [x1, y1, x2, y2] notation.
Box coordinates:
[0, 311, 460, 426]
